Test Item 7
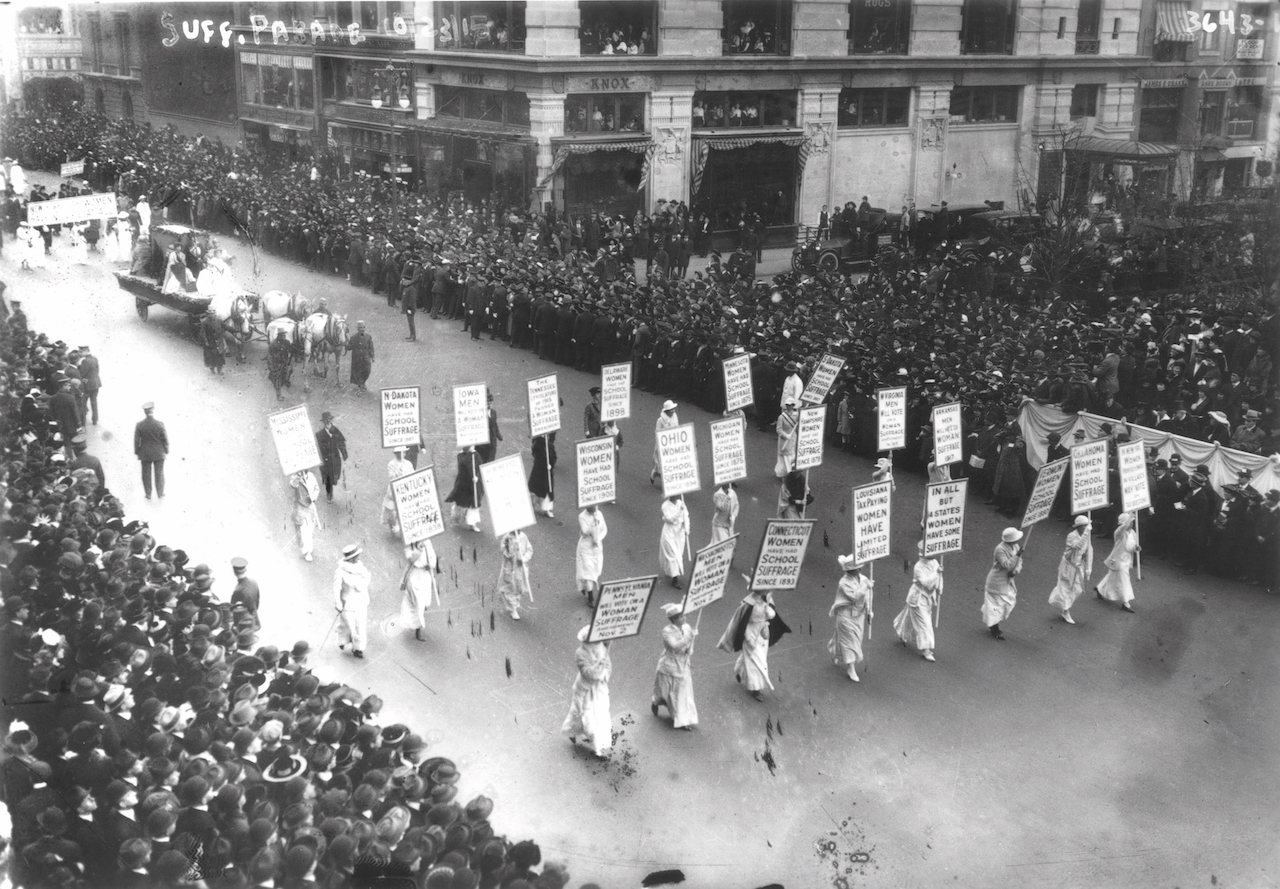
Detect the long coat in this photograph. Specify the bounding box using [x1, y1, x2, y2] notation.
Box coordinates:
[316, 425, 348, 480]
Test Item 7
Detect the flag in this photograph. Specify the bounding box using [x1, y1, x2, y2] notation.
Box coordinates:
[327, 125, 337, 152]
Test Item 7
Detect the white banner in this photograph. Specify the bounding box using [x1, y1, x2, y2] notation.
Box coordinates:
[588, 576, 658, 642]
[575, 437, 616, 508]
[923, 479, 967, 557]
[391, 466, 445, 544]
[749, 519, 815, 591]
[1117, 440, 1151, 513]
[60, 160, 85, 178]
[526, 374, 561, 438]
[1021, 458, 1068, 527]
[267, 405, 321, 476]
[932, 402, 963, 466]
[709, 417, 747, 486]
[453, 383, 489, 448]
[682, 535, 738, 613]
[380, 386, 421, 449]
[800, 353, 846, 405]
[600, 362, 631, 422]
[27, 192, 118, 227]
[657, 423, 701, 498]
[877, 386, 907, 452]
[795, 405, 826, 471]
[851, 481, 893, 564]
[1070, 440, 1110, 514]
[722, 353, 754, 413]
[479, 453, 536, 537]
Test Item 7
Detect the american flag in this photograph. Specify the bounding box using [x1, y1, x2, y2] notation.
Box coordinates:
[327, 125, 337, 152]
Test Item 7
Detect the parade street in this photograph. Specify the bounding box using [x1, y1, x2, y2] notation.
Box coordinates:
[5, 217, 1278, 889]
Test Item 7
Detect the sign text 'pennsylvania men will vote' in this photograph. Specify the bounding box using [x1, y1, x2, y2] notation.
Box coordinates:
[588, 576, 658, 642]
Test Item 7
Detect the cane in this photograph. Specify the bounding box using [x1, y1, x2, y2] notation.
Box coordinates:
[1134, 513, 1143, 581]
[319, 610, 342, 651]
[681, 494, 692, 562]
[522, 560, 534, 604]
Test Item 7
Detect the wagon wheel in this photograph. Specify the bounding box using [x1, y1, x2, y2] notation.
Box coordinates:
[135, 298, 150, 321]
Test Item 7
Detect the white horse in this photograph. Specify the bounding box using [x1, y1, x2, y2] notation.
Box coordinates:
[261, 290, 312, 324]
[299, 312, 349, 380]
[209, 292, 255, 364]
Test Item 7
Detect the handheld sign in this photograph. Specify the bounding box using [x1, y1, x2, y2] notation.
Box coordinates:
[1070, 439, 1110, 514]
[657, 423, 701, 498]
[26, 192, 116, 227]
[588, 576, 658, 642]
[750, 519, 816, 591]
[851, 481, 893, 564]
[1021, 458, 1069, 527]
[268, 405, 321, 476]
[722, 353, 754, 413]
[1117, 440, 1151, 513]
[923, 479, 967, 557]
[575, 438, 616, 508]
[479, 454, 536, 537]
[682, 536, 738, 613]
[600, 363, 631, 422]
[60, 160, 86, 178]
[795, 405, 827, 471]
[709, 417, 747, 485]
[526, 374, 560, 438]
[931, 403, 963, 466]
[877, 386, 907, 452]
[380, 387, 421, 449]
[391, 466, 445, 545]
[800, 353, 846, 405]
[453, 383, 489, 448]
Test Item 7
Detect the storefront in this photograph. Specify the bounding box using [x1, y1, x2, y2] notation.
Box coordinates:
[241, 119, 316, 164]
[691, 132, 805, 233]
[417, 128, 533, 209]
[542, 136, 652, 220]
[327, 122, 417, 184]
[1061, 136, 1179, 216]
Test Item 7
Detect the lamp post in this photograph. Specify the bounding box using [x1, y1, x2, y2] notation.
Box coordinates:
[371, 61, 411, 224]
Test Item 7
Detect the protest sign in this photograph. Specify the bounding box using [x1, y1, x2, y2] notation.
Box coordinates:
[923, 479, 967, 557]
[749, 519, 815, 591]
[379, 387, 420, 449]
[681, 536, 738, 613]
[60, 160, 85, 178]
[932, 402, 963, 466]
[453, 383, 489, 448]
[722, 353, 754, 412]
[526, 374, 560, 438]
[800, 353, 846, 404]
[877, 386, 907, 452]
[600, 363, 631, 421]
[1021, 458, 1069, 527]
[267, 405, 321, 476]
[795, 405, 826, 471]
[1117, 440, 1151, 513]
[26, 192, 116, 227]
[1070, 440, 1110, 514]
[588, 576, 658, 642]
[391, 467, 445, 544]
[575, 438, 616, 508]
[851, 481, 893, 564]
[657, 423, 701, 498]
[479, 454, 535, 537]
[709, 417, 747, 485]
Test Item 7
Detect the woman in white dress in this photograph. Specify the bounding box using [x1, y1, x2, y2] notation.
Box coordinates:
[651, 603, 698, 729]
[381, 446, 414, 534]
[400, 539, 438, 642]
[774, 400, 798, 478]
[717, 589, 779, 701]
[659, 495, 689, 588]
[15, 222, 36, 270]
[67, 221, 88, 264]
[982, 527, 1024, 640]
[828, 555, 874, 682]
[1096, 511, 1138, 613]
[1048, 515, 1094, 624]
[562, 626, 612, 758]
[651, 400, 679, 482]
[575, 505, 607, 606]
[894, 540, 942, 662]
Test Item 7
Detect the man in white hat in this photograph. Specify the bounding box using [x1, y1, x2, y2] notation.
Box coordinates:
[828, 555, 873, 682]
[651, 400, 679, 483]
[775, 398, 799, 478]
[651, 603, 698, 728]
[381, 446, 414, 534]
[1048, 516, 1094, 624]
[333, 545, 371, 658]
[983, 527, 1024, 639]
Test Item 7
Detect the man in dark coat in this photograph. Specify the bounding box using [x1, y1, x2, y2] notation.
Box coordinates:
[573, 302, 596, 371]
[1175, 471, 1217, 575]
[48, 377, 81, 456]
[77, 345, 102, 426]
[535, 295, 558, 360]
[555, 300, 577, 366]
[316, 411, 348, 502]
[133, 401, 168, 499]
[383, 247, 402, 308]
[511, 288, 533, 349]
[348, 321, 374, 390]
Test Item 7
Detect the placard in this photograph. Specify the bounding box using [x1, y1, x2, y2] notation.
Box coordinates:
[1117, 440, 1151, 514]
[800, 353, 846, 404]
[479, 454, 536, 537]
[600, 362, 631, 422]
[923, 479, 967, 557]
[575, 437, 616, 508]
[932, 402, 963, 466]
[526, 374, 560, 438]
[588, 576, 658, 642]
[1021, 458, 1068, 527]
[1070, 439, 1110, 514]
[267, 405, 321, 476]
[722, 353, 754, 413]
[682, 536, 738, 613]
[26, 192, 117, 227]
[851, 481, 893, 564]
[709, 417, 747, 486]
[657, 423, 701, 498]
[795, 405, 826, 471]
[453, 383, 489, 448]
[877, 386, 907, 452]
[380, 386, 421, 449]
[60, 160, 85, 178]
[391, 466, 445, 544]
[749, 519, 815, 591]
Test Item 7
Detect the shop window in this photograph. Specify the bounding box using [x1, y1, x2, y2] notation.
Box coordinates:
[580, 1, 657, 55]
[693, 90, 797, 129]
[960, 0, 1017, 54]
[1234, 5, 1268, 59]
[115, 14, 131, 73]
[18, 7, 63, 33]
[1137, 87, 1181, 142]
[722, 0, 792, 55]
[849, 0, 911, 54]
[1153, 39, 1189, 61]
[1069, 84, 1099, 119]
[1200, 90, 1225, 136]
[325, 58, 410, 109]
[1075, 0, 1101, 52]
[245, 53, 316, 110]
[434, 85, 530, 128]
[837, 88, 911, 127]
[434, 1, 526, 52]
[947, 85, 1020, 122]
[242, 59, 261, 104]
[564, 94, 646, 133]
[1226, 85, 1261, 138]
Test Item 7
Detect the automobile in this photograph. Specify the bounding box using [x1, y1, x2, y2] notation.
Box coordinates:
[962, 210, 1045, 248]
[914, 200, 1006, 248]
[791, 206, 901, 273]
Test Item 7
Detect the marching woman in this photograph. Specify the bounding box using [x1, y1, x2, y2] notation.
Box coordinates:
[15, 220, 35, 270]
[710, 482, 739, 544]
[445, 446, 483, 532]
[381, 446, 414, 535]
[651, 603, 698, 729]
[659, 495, 690, 589]
[651, 400, 679, 483]
[982, 527, 1024, 640]
[562, 626, 612, 759]
[778, 469, 812, 519]
[774, 398, 798, 478]
[894, 540, 942, 662]
[498, 529, 533, 620]
[528, 433, 556, 518]
[1048, 515, 1094, 625]
[1096, 511, 1138, 613]
[718, 589, 788, 702]
[828, 555, 874, 682]
[575, 504, 607, 607]
[400, 539, 439, 642]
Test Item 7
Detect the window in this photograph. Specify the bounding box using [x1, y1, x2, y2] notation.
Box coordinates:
[1153, 39, 1190, 61]
[849, 0, 911, 54]
[1200, 10, 1223, 52]
[323, 58, 407, 109]
[434, 2, 526, 52]
[1075, 0, 1101, 52]
[1070, 84, 1099, 118]
[1137, 87, 1181, 142]
[18, 7, 63, 33]
[692, 90, 798, 128]
[1226, 85, 1262, 138]
[360, 1, 379, 29]
[1200, 90, 1225, 135]
[115, 15, 131, 73]
[1234, 4, 1268, 59]
[434, 86, 530, 128]
[961, 0, 1017, 54]
[948, 85, 1020, 122]
[579, 1, 657, 55]
[245, 53, 316, 110]
[337, 2, 355, 27]
[837, 88, 911, 126]
[722, 0, 792, 55]
[564, 94, 646, 133]
[88, 17, 102, 72]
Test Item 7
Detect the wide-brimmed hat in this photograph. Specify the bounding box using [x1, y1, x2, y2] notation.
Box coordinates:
[263, 749, 308, 783]
[1001, 527, 1024, 543]
[1117, 512, 1134, 527]
[342, 544, 362, 561]
[837, 554, 862, 571]
[875, 457, 892, 471]
[659, 602, 683, 617]
[1073, 515, 1091, 527]
[661, 400, 677, 412]
[577, 625, 592, 642]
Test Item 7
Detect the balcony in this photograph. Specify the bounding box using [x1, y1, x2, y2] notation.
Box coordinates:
[1226, 119, 1255, 139]
[1074, 37, 1100, 54]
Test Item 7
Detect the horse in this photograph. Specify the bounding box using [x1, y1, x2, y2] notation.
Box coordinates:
[300, 312, 349, 380]
[261, 290, 312, 324]
[209, 292, 255, 364]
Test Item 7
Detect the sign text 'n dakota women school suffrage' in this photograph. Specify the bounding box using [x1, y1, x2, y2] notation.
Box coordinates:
[380, 387, 421, 449]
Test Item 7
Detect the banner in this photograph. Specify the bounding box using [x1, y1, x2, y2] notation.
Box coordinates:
[877, 386, 907, 452]
[380, 387, 421, 449]
[267, 405, 321, 476]
[575, 437, 616, 508]
[749, 519, 815, 591]
[479, 454, 536, 537]
[800, 353, 846, 405]
[681, 536, 738, 613]
[932, 402, 963, 466]
[722, 353, 754, 413]
[795, 405, 826, 471]
[1070, 440, 1110, 514]
[1117, 440, 1151, 513]
[526, 374, 560, 438]
[657, 423, 701, 498]
[27, 192, 117, 228]
[588, 576, 658, 642]
[1021, 458, 1068, 527]
[453, 383, 489, 448]
[391, 466, 445, 544]
[923, 479, 967, 557]
[851, 481, 893, 564]
[60, 160, 85, 178]
[709, 417, 747, 486]
[600, 363, 631, 422]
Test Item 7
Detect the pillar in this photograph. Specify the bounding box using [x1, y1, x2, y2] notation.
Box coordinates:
[648, 87, 694, 209]
[528, 92, 566, 212]
[798, 86, 840, 227]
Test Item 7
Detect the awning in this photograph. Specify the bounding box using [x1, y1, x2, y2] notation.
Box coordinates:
[538, 139, 654, 190]
[1197, 148, 1228, 162]
[1156, 1, 1196, 42]
[690, 132, 810, 196]
[241, 118, 315, 133]
[1066, 136, 1179, 164]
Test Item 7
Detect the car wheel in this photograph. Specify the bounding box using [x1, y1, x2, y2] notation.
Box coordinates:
[817, 251, 840, 273]
[791, 252, 806, 273]
[136, 299, 150, 321]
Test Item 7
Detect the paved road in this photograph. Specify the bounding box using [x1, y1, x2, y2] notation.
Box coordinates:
[5, 201, 1278, 889]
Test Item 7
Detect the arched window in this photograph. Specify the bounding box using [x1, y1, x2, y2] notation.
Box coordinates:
[122, 90, 134, 119]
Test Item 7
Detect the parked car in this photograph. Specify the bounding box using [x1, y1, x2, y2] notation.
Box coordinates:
[791, 207, 900, 273]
